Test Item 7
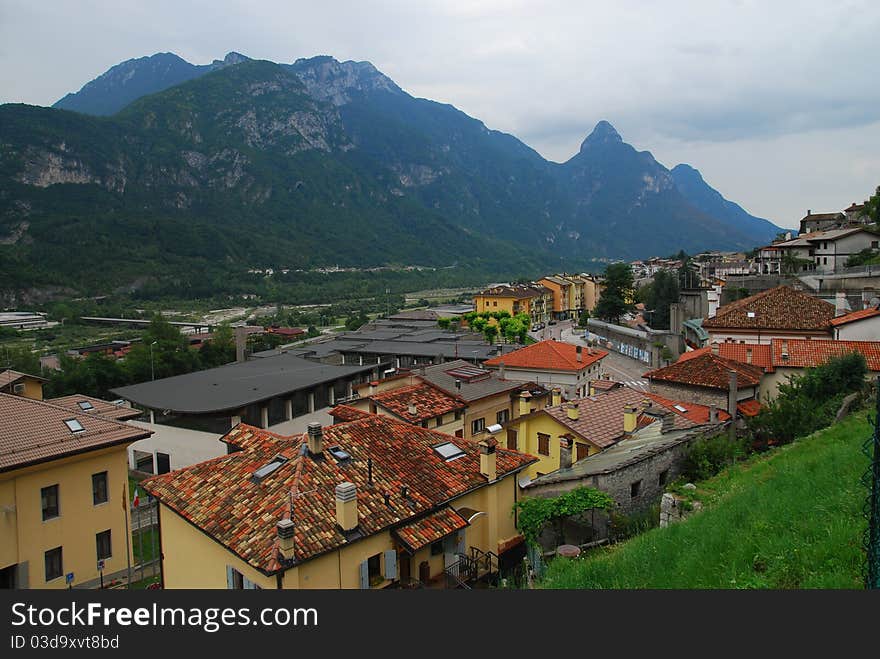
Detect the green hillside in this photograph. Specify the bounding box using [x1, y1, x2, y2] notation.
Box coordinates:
[542, 411, 872, 589]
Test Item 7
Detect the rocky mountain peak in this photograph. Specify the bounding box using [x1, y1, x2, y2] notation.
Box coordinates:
[580, 120, 623, 151]
[289, 56, 401, 106]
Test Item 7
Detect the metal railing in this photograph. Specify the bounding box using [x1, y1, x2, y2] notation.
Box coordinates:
[442, 547, 500, 588]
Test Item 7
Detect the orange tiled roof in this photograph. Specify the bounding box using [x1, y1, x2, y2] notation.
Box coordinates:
[737, 400, 763, 417]
[368, 382, 466, 423]
[46, 394, 142, 421]
[702, 286, 834, 332]
[771, 338, 880, 370]
[143, 415, 536, 574]
[0, 393, 151, 472]
[829, 307, 880, 327]
[485, 341, 607, 372]
[590, 379, 621, 391]
[645, 352, 763, 389]
[644, 392, 732, 424]
[717, 343, 773, 370]
[393, 507, 469, 552]
[676, 347, 711, 362]
[328, 404, 373, 422]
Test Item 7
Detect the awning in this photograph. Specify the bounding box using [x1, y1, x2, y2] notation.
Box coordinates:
[393, 506, 469, 553]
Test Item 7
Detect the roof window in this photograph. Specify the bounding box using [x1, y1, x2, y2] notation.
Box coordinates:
[673, 405, 688, 413]
[328, 445, 351, 462]
[251, 455, 288, 483]
[433, 442, 466, 461]
[77, 400, 94, 411]
[64, 418, 85, 433]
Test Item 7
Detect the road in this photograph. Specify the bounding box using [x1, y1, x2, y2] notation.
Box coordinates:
[530, 320, 651, 391]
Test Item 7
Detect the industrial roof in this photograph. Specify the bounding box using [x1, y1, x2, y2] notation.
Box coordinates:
[111, 353, 377, 414]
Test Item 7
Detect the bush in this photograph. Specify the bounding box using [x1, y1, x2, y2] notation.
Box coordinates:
[683, 434, 749, 481]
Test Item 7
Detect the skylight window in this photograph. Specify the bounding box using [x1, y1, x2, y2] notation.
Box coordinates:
[673, 405, 688, 413]
[77, 401, 94, 411]
[433, 442, 466, 461]
[328, 446, 351, 462]
[746, 311, 756, 318]
[64, 418, 85, 433]
[251, 456, 288, 482]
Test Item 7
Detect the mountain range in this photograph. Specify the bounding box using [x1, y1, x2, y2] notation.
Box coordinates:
[0, 52, 781, 299]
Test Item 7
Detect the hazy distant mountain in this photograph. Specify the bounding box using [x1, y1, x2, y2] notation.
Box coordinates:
[671, 163, 780, 246]
[0, 53, 782, 298]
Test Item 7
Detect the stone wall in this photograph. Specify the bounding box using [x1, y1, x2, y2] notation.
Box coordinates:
[659, 491, 702, 527]
[648, 381, 729, 409]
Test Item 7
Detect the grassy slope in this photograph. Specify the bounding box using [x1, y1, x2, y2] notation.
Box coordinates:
[542, 412, 872, 589]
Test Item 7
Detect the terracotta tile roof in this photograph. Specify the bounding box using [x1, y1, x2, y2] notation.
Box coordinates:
[644, 393, 732, 424]
[143, 415, 536, 574]
[46, 394, 142, 421]
[0, 393, 151, 472]
[537, 386, 718, 449]
[644, 352, 763, 389]
[476, 284, 548, 299]
[0, 369, 47, 387]
[717, 343, 773, 369]
[392, 507, 468, 552]
[771, 338, 880, 370]
[737, 400, 763, 417]
[328, 404, 373, 422]
[590, 379, 622, 391]
[676, 347, 711, 362]
[829, 307, 880, 327]
[702, 286, 834, 332]
[368, 382, 466, 423]
[484, 341, 607, 372]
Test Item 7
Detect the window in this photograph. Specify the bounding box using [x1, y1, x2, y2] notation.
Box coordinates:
[44, 547, 62, 582]
[226, 566, 261, 589]
[630, 480, 642, 498]
[576, 443, 590, 462]
[507, 428, 518, 450]
[471, 417, 486, 435]
[872, 241, 879, 249]
[537, 433, 550, 456]
[430, 541, 443, 556]
[92, 472, 108, 505]
[823, 257, 827, 265]
[493, 301, 497, 307]
[77, 400, 94, 411]
[659, 470, 669, 487]
[41, 485, 59, 520]
[63, 418, 84, 433]
[496, 409, 509, 424]
[433, 441, 466, 461]
[454, 410, 462, 421]
[367, 553, 383, 586]
[421, 420, 429, 428]
[96, 530, 112, 560]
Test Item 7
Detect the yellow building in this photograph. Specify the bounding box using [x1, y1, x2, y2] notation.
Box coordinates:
[473, 284, 551, 325]
[0, 393, 151, 589]
[0, 369, 47, 400]
[503, 384, 728, 479]
[143, 415, 537, 589]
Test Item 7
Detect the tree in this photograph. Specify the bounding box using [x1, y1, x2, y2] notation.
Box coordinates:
[644, 270, 679, 330]
[594, 263, 634, 324]
[483, 324, 499, 344]
[865, 184, 880, 223]
[437, 317, 452, 330]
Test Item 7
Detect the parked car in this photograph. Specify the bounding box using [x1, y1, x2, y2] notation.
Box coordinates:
[548, 319, 558, 326]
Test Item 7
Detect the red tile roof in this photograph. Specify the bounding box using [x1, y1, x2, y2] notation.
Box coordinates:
[737, 400, 763, 417]
[645, 352, 763, 389]
[829, 307, 880, 327]
[393, 507, 469, 552]
[676, 347, 710, 362]
[771, 338, 880, 370]
[368, 382, 466, 423]
[644, 393, 732, 424]
[703, 286, 834, 332]
[590, 379, 622, 391]
[485, 341, 607, 372]
[328, 404, 373, 422]
[143, 415, 536, 574]
[717, 343, 773, 370]
[46, 394, 142, 421]
[0, 393, 151, 472]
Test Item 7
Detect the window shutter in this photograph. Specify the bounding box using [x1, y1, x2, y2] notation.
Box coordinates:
[226, 566, 235, 589]
[359, 560, 369, 589]
[383, 550, 397, 580]
[243, 575, 257, 589]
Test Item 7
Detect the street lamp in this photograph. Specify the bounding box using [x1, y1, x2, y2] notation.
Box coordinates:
[149, 341, 157, 381]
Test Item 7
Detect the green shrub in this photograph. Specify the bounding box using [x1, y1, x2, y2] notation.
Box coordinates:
[683, 434, 749, 481]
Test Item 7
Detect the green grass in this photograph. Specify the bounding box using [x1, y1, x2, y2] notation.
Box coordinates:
[541, 411, 872, 589]
[132, 528, 160, 565]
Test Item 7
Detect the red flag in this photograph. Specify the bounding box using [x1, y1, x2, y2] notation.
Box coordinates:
[133, 487, 140, 507]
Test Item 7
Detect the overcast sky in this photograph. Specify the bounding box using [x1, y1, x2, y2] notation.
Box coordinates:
[2, 0, 878, 228]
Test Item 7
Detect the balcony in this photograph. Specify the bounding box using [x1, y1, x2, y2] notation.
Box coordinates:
[442, 547, 500, 589]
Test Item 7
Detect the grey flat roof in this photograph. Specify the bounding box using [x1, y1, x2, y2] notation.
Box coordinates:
[337, 341, 508, 360]
[420, 359, 525, 402]
[111, 353, 377, 414]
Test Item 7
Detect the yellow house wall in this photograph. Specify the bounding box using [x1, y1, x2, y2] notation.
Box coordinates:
[474, 295, 516, 316]
[0, 480, 18, 568]
[23, 378, 44, 400]
[463, 393, 514, 441]
[1, 446, 132, 588]
[157, 472, 522, 589]
[507, 413, 599, 478]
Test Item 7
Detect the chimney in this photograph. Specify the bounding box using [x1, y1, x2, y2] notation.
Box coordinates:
[479, 437, 497, 481]
[455, 379, 462, 390]
[661, 411, 675, 434]
[306, 422, 324, 455]
[277, 518, 295, 561]
[835, 291, 848, 317]
[566, 402, 579, 421]
[551, 388, 562, 406]
[518, 391, 532, 416]
[498, 361, 506, 380]
[407, 402, 418, 417]
[709, 405, 718, 424]
[576, 345, 583, 362]
[623, 405, 638, 433]
[710, 342, 719, 356]
[559, 437, 573, 470]
[807, 209, 811, 216]
[335, 482, 359, 532]
[235, 326, 248, 363]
